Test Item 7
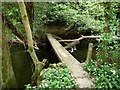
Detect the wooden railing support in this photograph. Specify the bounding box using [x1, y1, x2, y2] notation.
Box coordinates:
[85, 43, 93, 64]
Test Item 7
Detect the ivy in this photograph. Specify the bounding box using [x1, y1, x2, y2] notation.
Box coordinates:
[25, 63, 78, 89]
[83, 61, 120, 89]
[33, 2, 108, 34]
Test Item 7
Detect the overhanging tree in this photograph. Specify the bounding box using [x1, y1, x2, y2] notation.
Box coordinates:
[17, 0, 46, 85]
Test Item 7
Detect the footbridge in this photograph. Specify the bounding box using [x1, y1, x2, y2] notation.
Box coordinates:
[47, 34, 94, 88]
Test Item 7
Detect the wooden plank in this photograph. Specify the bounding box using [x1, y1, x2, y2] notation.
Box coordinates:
[47, 34, 94, 88]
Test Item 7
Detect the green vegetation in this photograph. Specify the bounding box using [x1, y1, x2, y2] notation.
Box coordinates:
[2, 1, 120, 89]
[25, 63, 78, 89]
[34, 2, 104, 33]
[83, 61, 120, 88]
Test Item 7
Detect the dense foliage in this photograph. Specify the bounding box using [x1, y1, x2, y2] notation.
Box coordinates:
[2, 2, 33, 40]
[2, 2, 120, 89]
[34, 2, 104, 34]
[34, 2, 119, 35]
[25, 63, 78, 89]
[3, 2, 120, 37]
[83, 61, 120, 88]
[96, 33, 120, 64]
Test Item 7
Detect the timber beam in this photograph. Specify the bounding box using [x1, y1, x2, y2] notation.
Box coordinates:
[47, 33, 94, 88]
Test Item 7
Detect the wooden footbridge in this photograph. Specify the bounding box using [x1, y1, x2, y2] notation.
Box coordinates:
[47, 34, 94, 88]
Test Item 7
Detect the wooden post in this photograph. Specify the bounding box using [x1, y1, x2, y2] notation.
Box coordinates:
[85, 43, 93, 64]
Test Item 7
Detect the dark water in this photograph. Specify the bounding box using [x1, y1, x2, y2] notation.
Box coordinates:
[36, 42, 60, 64]
[10, 44, 33, 89]
[68, 39, 96, 63]
[9, 42, 59, 89]
[9, 39, 96, 89]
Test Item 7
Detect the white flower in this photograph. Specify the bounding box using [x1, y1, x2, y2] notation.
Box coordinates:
[32, 86, 36, 89]
[111, 70, 116, 74]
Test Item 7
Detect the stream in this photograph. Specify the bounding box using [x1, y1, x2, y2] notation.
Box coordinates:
[9, 39, 96, 89]
[9, 42, 59, 89]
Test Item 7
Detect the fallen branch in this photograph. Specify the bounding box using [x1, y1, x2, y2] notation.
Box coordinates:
[59, 39, 76, 42]
[64, 35, 120, 49]
[59, 35, 101, 42]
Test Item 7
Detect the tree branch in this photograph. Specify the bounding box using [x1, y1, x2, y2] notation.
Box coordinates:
[2, 14, 25, 41]
[63, 35, 120, 49]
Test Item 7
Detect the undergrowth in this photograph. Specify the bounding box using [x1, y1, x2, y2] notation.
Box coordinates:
[25, 63, 78, 89]
[83, 60, 120, 89]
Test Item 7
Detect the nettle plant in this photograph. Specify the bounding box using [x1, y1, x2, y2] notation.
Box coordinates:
[83, 31, 120, 89]
[25, 63, 78, 89]
[96, 32, 120, 64]
[83, 61, 119, 88]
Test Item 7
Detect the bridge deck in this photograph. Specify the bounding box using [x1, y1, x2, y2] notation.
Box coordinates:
[47, 34, 94, 88]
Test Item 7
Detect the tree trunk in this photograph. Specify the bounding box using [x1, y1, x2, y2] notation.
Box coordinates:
[17, 0, 46, 84]
[2, 25, 17, 88]
[0, 11, 2, 89]
[25, 2, 34, 30]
